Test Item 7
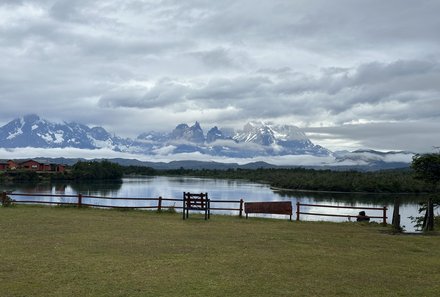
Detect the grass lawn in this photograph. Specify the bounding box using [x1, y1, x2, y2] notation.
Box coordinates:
[1, 206, 439, 297]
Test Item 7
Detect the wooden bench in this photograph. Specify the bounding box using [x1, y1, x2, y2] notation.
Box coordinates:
[244, 201, 292, 221]
[182, 192, 210, 220]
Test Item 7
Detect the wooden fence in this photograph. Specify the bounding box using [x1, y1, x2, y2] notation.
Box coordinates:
[1, 192, 245, 217]
[2, 192, 389, 225]
[296, 202, 388, 225]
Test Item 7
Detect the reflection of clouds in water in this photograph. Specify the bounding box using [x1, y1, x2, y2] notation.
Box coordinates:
[140, 176, 272, 202]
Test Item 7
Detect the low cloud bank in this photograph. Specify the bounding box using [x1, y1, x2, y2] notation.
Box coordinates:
[0, 147, 413, 167]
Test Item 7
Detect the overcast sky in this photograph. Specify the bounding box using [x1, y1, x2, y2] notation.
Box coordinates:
[1, 0, 439, 153]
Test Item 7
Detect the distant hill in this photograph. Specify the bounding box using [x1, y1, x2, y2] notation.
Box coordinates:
[26, 157, 410, 171]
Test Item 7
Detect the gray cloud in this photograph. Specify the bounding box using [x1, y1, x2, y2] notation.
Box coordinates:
[100, 78, 189, 109]
[97, 59, 440, 124]
[304, 121, 440, 153]
[186, 47, 246, 70]
[0, 0, 439, 152]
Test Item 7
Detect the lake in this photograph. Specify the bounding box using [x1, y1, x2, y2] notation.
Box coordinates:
[2, 176, 429, 232]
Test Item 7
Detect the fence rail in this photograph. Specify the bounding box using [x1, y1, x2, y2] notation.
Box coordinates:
[296, 202, 388, 225]
[2, 192, 244, 217]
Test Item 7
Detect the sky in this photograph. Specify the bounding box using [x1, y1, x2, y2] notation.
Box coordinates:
[0, 0, 439, 153]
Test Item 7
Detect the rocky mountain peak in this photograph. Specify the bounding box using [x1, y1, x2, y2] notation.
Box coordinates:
[206, 126, 226, 143]
[171, 124, 189, 139]
[171, 122, 205, 143]
[234, 122, 277, 145]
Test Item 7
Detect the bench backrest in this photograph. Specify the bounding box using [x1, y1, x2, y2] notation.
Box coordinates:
[184, 192, 209, 210]
[245, 201, 292, 215]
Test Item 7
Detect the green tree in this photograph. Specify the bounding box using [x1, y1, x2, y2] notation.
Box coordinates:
[412, 153, 440, 188]
[411, 153, 440, 231]
[71, 160, 123, 180]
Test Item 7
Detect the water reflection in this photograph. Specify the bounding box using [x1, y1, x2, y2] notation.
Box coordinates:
[275, 190, 426, 206]
[69, 180, 123, 196]
[1, 176, 429, 232]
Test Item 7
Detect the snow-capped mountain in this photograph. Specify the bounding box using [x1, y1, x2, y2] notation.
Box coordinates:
[0, 115, 416, 168]
[135, 121, 331, 157]
[232, 121, 329, 156]
[0, 114, 131, 150]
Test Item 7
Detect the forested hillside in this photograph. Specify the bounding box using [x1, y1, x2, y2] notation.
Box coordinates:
[125, 166, 431, 193]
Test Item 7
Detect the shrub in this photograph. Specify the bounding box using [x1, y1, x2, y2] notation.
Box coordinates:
[1, 195, 15, 207]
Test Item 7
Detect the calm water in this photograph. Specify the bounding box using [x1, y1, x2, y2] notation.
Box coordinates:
[2, 176, 430, 232]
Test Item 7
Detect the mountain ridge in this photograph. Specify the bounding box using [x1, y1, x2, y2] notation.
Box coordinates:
[0, 114, 331, 158]
[5, 157, 410, 171]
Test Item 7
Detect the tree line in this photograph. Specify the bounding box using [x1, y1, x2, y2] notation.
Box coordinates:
[153, 167, 430, 193]
[0, 160, 125, 182]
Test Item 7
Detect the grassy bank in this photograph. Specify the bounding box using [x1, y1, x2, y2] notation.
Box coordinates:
[1, 206, 439, 297]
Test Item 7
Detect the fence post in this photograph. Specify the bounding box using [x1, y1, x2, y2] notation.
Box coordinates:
[382, 206, 387, 226]
[296, 202, 300, 221]
[158, 196, 162, 212]
[239, 199, 244, 218]
[392, 198, 401, 232]
[428, 198, 435, 231]
[423, 197, 435, 231]
[78, 194, 82, 208]
[182, 192, 186, 220]
[1, 192, 6, 205]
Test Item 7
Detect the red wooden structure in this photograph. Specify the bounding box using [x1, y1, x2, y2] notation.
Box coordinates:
[245, 201, 292, 220]
[0, 159, 65, 172]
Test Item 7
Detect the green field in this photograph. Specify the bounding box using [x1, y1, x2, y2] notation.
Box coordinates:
[1, 206, 439, 297]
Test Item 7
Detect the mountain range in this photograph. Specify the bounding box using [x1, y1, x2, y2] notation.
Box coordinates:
[0, 115, 330, 158]
[0, 115, 414, 169]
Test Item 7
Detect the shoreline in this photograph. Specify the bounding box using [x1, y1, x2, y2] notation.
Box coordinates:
[269, 186, 429, 195]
